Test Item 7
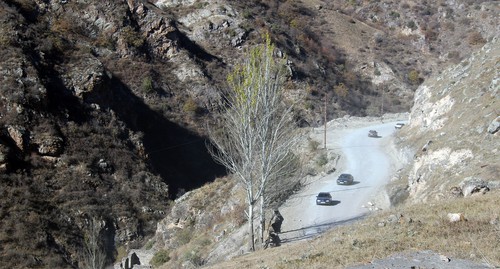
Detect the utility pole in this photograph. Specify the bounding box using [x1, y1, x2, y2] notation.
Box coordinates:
[324, 93, 327, 149]
[380, 86, 385, 116]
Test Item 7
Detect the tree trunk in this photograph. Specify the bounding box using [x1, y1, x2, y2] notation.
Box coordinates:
[248, 203, 255, 251]
[259, 195, 265, 245]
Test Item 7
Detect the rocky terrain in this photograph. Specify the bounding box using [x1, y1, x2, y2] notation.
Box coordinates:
[183, 36, 499, 269]
[0, 0, 498, 268]
[392, 36, 499, 204]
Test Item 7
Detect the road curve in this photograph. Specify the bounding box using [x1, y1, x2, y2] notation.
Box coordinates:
[279, 121, 402, 243]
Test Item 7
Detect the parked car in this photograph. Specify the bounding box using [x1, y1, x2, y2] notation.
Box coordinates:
[316, 192, 333, 205]
[368, 130, 378, 137]
[337, 173, 354, 185]
[395, 123, 405, 129]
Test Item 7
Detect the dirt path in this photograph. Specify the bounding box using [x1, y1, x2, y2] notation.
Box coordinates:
[279, 114, 408, 243]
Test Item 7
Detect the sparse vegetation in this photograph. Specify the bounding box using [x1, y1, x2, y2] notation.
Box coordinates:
[122, 26, 145, 48]
[334, 83, 349, 99]
[315, 152, 328, 167]
[468, 31, 486, 46]
[406, 20, 417, 30]
[1, 0, 497, 267]
[151, 249, 170, 268]
[204, 189, 500, 269]
[407, 70, 421, 85]
[142, 76, 154, 93]
[308, 139, 320, 152]
[182, 97, 200, 115]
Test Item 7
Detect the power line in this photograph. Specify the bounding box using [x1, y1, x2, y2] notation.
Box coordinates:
[148, 138, 206, 154]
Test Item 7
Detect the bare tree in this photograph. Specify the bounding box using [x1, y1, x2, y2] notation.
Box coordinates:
[207, 35, 299, 250]
[81, 218, 106, 269]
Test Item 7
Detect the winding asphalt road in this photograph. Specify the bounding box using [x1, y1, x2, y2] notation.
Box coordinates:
[279, 121, 402, 243]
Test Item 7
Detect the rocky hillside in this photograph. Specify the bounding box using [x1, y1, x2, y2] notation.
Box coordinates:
[0, 0, 498, 268]
[392, 36, 499, 204]
[153, 36, 499, 269]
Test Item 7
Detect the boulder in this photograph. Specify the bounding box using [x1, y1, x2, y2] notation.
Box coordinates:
[36, 136, 64, 156]
[62, 56, 108, 98]
[447, 213, 465, 222]
[7, 125, 26, 151]
[487, 116, 499, 134]
[459, 178, 490, 196]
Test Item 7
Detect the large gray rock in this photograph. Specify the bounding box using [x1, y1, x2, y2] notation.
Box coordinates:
[487, 116, 500, 134]
[459, 178, 490, 197]
[7, 125, 26, 151]
[61, 56, 108, 98]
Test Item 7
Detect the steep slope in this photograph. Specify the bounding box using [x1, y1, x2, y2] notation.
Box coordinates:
[0, 0, 498, 268]
[393, 36, 499, 204]
[173, 37, 500, 269]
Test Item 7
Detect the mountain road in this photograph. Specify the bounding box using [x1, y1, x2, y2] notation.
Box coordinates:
[279, 119, 406, 243]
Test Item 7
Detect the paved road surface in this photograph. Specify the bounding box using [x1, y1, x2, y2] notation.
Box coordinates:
[279, 121, 401, 243]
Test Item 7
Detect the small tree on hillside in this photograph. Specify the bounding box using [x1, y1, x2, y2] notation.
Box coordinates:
[81, 218, 106, 269]
[207, 35, 299, 251]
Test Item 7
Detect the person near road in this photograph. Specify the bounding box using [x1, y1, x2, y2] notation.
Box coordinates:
[270, 209, 284, 234]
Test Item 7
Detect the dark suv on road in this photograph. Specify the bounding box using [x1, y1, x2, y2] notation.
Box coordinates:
[337, 173, 354, 185]
[316, 192, 333, 205]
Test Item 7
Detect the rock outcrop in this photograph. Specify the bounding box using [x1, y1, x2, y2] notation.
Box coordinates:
[397, 37, 499, 203]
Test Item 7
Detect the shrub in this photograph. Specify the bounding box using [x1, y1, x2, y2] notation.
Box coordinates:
[142, 76, 154, 93]
[0, 26, 15, 47]
[308, 139, 320, 152]
[316, 152, 328, 167]
[468, 31, 486, 46]
[176, 227, 194, 245]
[406, 20, 417, 31]
[408, 70, 420, 85]
[183, 97, 199, 114]
[122, 26, 145, 48]
[334, 83, 349, 99]
[151, 249, 170, 268]
[144, 240, 155, 250]
[93, 32, 115, 49]
[51, 16, 81, 35]
[194, 1, 208, 9]
[389, 11, 400, 18]
[182, 248, 203, 266]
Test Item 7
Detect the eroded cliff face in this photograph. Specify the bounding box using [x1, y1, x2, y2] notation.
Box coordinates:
[0, 1, 224, 267]
[396, 37, 499, 203]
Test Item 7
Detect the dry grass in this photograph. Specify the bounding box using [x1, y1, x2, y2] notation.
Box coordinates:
[204, 189, 500, 269]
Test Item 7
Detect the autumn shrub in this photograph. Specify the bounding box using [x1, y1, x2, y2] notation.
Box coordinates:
[0, 26, 15, 47]
[93, 31, 115, 49]
[407, 70, 420, 85]
[51, 16, 82, 36]
[334, 83, 349, 99]
[183, 97, 200, 114]
[122, 26, 145, 48]
[468, 31, 486, 46]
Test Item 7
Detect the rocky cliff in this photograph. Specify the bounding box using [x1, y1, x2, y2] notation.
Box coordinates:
[1, 0, 498, 268]
[395, 37, 499, 203]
